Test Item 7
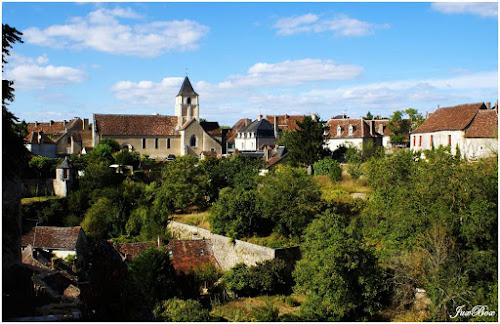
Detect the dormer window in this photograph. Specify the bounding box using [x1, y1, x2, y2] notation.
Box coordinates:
[337, 125, 342, 136]
[348, 125, 354, 136]
[378, 124, 384, 134]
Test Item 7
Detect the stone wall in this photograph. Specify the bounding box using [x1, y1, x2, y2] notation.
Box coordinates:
[168, 221, 300, 270]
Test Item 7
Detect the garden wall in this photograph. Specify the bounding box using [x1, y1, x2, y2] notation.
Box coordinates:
[168, 221, 300, 270]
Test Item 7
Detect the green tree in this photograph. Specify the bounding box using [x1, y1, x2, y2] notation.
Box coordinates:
[405, 108, 424, 131]
[364, 111, 374, 120]
[260, 166, 322, 237]
[313, 156, 342, 182]
[223, 154, 262, 190]
[209, 187, 269, 238]
[127, 248, 178, 313]
[388, 110, 410, 145]
[28, 156, 55, 196]
[153, 298, 214, 322]
[81, 197, 118, 240]
[294, 211, 388, 321]
[3, 24, 27, 180]
[278, 115, 327, 166]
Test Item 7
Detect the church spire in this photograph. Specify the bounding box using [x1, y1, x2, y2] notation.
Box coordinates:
[177, 76, 198, 97]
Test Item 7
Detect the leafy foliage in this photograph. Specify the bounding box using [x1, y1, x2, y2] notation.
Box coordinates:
[260, 166, 322, 236]
[278, 115, 328, 166]
[313, 157, 342, 181]
[223, 259, 293, 297]
[294, 211, 388, 321]
[153, 298, 215, 322]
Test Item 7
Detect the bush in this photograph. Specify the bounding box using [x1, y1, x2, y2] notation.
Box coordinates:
[153, 298, 214, 322]
[223, 259, 293, 297]
[313, 157, 342, 182]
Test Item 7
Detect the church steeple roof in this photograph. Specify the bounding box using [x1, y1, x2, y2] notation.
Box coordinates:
[177, 76, 198, 97]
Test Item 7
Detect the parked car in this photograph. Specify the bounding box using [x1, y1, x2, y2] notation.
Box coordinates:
[166, 154, 176, 162]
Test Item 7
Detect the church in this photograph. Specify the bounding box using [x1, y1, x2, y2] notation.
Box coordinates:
[92, 77, 223, 159]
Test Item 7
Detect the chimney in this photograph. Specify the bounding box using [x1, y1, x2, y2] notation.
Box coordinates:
[486, 102, 491, 109]
[244, 119, 249, 127]
[368, 120, 375, 136]
[257, 114, 262, 121]
[83, 118, 89, 130]
[49, 120, 54, 125]
[65, 127, 69, 133]
[437, 105, 440, 110]
[425, 111, 430, 119]
[311, 113, 317, 121]
[63, 120, 67, 126]
[273, 116, 279, 139]
[35, 121, 39, 127]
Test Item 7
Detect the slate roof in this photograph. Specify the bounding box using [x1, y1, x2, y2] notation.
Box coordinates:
[94, 114, 179, 136]
[57, 157, 71, 169]
[465, 109, 498, 138]
[165, 240, 219, 274]
[21, 226, 83, 250]
[25, 131, 55, 144]
[200, 121, 221, 137]
[412, 103, 486, 134]
[265, 115, 305, 131]
[239, 119, 275, 137]
[177, 76, 198, 97]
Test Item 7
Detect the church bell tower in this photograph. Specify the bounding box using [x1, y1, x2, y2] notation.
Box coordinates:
[175, 76, 199, 129]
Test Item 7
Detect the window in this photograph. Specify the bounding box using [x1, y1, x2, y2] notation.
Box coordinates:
[67, 136, 71, 145]
[142, 138, 146, 149]
[348, 125, 353, 136]
[413, 136, 416, 147]
[190, 135, 197, 147]
[63, 169, 69, 179]
[166, 138, 171, 149]
[419, 136, 422, 147]
[448, 135, 451, 146]
[155, 138, 158, 149]
[378, 124, 384, 134]
[430, 135, 434, 147]
[337, 126, 342, 136]
[210, 147, 215, 152]
[186, 97, 191, 104]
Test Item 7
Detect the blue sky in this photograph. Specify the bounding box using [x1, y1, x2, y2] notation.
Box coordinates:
[2, 1, 498, 126]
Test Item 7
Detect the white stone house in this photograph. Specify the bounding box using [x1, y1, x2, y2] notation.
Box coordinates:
[324, 117, 392, 152]
[410, 102, 498, 160]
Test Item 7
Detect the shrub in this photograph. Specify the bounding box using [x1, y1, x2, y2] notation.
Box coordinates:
[153, 298, 214, 322]
[223, 259, 293, 297]
[313, 157, 342, 182]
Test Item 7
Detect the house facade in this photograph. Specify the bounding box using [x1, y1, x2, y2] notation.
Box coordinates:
[410, 102, 498, 159]
[25, 118, 92, 157]
[324, 117, 391, 152]
[93, 77, 222, 159]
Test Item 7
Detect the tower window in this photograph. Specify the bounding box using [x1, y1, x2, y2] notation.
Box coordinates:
[190, 135, 197, 147]
[166, 138, 171, 149]
[186, 97, 191, 104]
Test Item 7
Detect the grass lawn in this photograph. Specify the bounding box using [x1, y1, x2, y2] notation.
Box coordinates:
[172, 211, 211, 230]
[314, 174, 372, 194]
[211, 295, 302, 321]
[21, 196, 63, 205]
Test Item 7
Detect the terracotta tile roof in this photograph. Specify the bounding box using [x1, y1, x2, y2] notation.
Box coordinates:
[412, 103, 485, 134]
[27, 118, 82, 135]
[374, 120, 392, 136]
[465, 109, 498, 138]
[325, 118, 373, 139]
[165, 240, 219, 274]
[226, 118, 252, 144]
[115, 242, 154, 260]
[95, 114, 179, 136]
[24, 131, 55, 144]
[265, 115, 305, 131]
[21, 226, 83, 250]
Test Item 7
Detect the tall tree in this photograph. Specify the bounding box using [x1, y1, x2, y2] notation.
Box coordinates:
[2, 24, 27, 180]
[278, 115, 327, 166]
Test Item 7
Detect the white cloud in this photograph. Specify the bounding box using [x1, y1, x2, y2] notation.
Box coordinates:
[4, 54, 88, 90]
[23, 7, 209, 57]
[273, 13, 389, 36]
[431, 2, 497, 18]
